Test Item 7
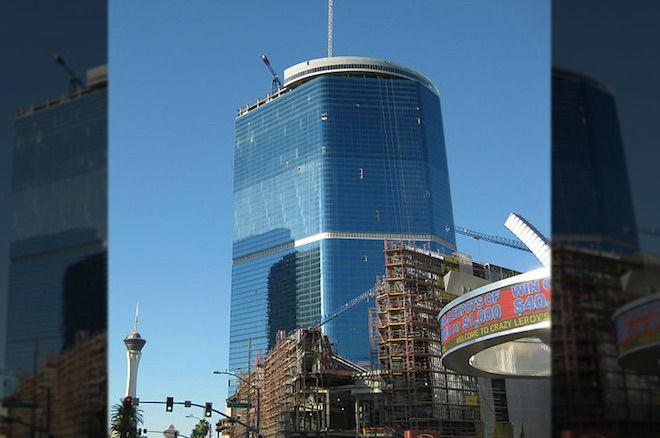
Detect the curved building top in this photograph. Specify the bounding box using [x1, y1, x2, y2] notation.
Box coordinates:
[552, 67, 614, 96]
[283, 56, 439, 95]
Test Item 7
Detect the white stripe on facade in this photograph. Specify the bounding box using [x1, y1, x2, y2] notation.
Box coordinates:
[233, 231, 456, 264]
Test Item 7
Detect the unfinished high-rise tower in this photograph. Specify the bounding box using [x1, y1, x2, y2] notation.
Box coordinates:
[376, 241, 483, 436]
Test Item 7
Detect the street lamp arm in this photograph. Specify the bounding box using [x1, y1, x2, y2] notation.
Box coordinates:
[212, 370, 257, 389]
[212, 371, 261, 438]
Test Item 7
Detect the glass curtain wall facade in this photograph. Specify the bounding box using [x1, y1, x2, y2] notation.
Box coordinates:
[552, 69, 659, 435]
[230, 58, 455, 376]
[5, 80, 107, 381]
[552, 69, 638, 254]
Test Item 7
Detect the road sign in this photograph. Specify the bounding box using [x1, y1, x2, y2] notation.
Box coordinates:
[227, 401, 252, 408]
[1, 400, 37, 409]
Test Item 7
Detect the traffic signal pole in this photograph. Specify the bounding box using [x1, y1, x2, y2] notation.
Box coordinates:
[137, 400, 260, 436]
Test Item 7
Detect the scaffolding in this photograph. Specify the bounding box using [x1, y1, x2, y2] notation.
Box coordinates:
[228, 359, 263, 438]
[232, 328, 361, 438]
[1, 331, 107, 437]
[376, 241, 483, 437]
[552, 246, 660, 437]
[230, 242, 523, 438]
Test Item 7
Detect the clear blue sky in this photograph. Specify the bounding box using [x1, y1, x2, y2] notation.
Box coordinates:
[108, 0, 549, 432]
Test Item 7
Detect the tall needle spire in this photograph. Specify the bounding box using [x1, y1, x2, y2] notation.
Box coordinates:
[133, 302, 139, 332]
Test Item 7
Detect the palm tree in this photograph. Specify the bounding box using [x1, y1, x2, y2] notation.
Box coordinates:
[190, 419, 210, 438]
[110, 398, 143, 438]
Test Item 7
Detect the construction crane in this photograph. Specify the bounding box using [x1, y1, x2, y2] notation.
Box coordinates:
[260, 53, 283, 94]
[314, 223, 532, 329]
[446, 225, 532, 253]
[53, 53, 83, 93]
[316, 286, 377, 329]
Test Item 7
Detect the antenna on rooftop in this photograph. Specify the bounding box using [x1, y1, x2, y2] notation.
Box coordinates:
[327, 0, 334, 57]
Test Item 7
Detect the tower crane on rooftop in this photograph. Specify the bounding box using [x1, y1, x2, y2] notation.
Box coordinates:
[260, 53, 283, 94]
[53, 53, 83, 93]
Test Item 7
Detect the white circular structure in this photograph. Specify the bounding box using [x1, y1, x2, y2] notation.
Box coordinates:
[612, 292, 660, 374]
[439, 213, 552, 378]
[440, 268, 551, 378]
[283, 56, 439, 95]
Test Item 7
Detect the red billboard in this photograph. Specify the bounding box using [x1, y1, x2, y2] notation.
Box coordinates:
[441, 277, 551, 352]
[403, 430, 441, 438]
[614, 294, 660, 355]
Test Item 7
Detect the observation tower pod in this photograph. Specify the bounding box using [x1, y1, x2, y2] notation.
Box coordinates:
[124, 303, 146, 398]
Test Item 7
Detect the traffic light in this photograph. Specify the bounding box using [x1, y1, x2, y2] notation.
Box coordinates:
[123, 396, 133, 408]
[184, 400, 191, 408]
[166, 396, 174, 412]
[205, 402, 213, 417]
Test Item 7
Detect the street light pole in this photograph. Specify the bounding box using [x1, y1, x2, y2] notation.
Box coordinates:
[212, 371, 261, 438]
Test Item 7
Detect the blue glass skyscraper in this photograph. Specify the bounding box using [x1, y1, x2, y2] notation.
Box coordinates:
[4, 66, 107, 380]
[230, 57, 455, 375]
[552, 68, 638, 254]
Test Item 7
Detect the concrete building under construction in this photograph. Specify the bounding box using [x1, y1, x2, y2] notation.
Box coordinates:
[227, 241, 527, 438]
[377, 241, 476, 435]
[1, 331, 106, 437]
[375, 241, 519, 438]
[227, 328, 375, 438]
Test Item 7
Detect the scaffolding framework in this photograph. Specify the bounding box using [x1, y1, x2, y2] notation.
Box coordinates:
[552, 247, 660, 437]
[1, 332, 107, 437]
[229, 242, 523, 438]
[231, 329, 359, 438]
[376, 241, 483, 437]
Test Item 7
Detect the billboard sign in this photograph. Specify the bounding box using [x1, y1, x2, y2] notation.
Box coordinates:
[612, 292, 660, 373]
[441, 277, 551, 353]
[403, 430, 441, 438]
[614, 296, 659, 354]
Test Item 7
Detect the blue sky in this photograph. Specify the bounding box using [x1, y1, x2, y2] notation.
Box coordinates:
[108, 0, 549, 432]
